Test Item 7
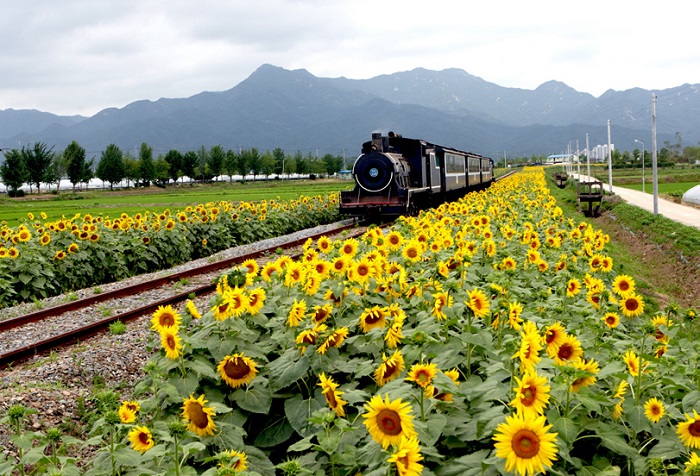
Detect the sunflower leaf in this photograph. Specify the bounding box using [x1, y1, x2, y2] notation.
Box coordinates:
[267, 351, 310, 391]
[284, 394, 323, 437]
[233, 385, 272, 414]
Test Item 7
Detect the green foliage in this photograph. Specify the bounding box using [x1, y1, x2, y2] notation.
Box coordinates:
[96, 143, 125, 189]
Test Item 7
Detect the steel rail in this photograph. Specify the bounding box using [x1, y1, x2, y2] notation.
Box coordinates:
[0, 220, 373, 369]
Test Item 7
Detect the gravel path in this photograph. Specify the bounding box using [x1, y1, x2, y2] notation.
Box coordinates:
[0, 219, 358, 461]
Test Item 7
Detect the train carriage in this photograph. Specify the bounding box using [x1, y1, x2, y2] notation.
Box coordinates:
[340, 132, 493, 218]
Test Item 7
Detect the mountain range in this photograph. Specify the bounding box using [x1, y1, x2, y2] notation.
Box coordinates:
[1, 64, 698, 160]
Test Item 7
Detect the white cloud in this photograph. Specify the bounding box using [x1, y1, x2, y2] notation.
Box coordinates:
[0, 0, 697, 116]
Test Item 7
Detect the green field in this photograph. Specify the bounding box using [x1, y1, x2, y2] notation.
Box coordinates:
[0, 179, 352, 225]
[616, 181, 698, 194]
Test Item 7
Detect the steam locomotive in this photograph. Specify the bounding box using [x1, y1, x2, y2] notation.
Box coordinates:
[339, 132, 494, 218]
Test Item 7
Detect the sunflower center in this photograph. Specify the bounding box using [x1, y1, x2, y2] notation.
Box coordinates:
[558, 344, 573, 360]
[407, 248, 418, 258]
[416, 370, 430, 384]
[377, 409, 402, 436]
[384, 362, 398, 379]
[511, 429, 540, 459]
[357, 265, 369, 276]
[619, 281, 630, 291]
[626, 299, 639, 311]
[166, 335, 176, 349]
[325, 390, 337, 408]
[189, 403, 210, 429]
[138, 432, 150, 445]
[224, 358, 251, 380]
[365, 313, 382, 325]
[545, 331, 555, 344]
[521, 386, 536, 406]
[689, 421, 700, 437]
[606, 316, 616, 325]
[218, 303, 229, 314]
[159, 313, 175, 327]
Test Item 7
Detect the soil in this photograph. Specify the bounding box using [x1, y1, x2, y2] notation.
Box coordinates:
[597, 209, 699, 309]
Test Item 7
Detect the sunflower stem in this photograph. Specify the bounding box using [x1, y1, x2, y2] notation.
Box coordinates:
[419, 387, 426, 422]
[173, 432, 181, 476]
[635, 334, 646, 407]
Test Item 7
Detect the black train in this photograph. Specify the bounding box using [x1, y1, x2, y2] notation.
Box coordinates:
[340, 132, 494, 218]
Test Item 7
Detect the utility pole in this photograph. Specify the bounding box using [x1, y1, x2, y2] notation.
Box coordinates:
[651, 93, 659, 215]
[576, 139, 580, 178]
[586, 133, 591, 179]
[607, 120, 613, 194]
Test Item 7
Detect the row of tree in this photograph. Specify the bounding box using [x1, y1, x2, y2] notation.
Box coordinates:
[0, 141, 348, 194]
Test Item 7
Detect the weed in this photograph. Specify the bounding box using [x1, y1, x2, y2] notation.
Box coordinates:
[109, 320, 127, 335]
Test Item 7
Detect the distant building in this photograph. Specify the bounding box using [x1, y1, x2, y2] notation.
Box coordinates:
[589, 144, 615, 163]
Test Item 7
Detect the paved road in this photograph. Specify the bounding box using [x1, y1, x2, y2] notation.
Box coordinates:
[572, 174, 699, 230]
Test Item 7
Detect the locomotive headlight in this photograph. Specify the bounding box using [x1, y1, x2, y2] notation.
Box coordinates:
[369, 168, 379, 178]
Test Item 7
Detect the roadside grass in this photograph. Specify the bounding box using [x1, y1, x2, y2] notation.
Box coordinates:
[616, 181, 697, 195]
[546, 169, 699, 309]
[0, 179, 351, 224]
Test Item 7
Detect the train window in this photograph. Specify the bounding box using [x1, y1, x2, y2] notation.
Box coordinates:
[446, 153, 465, 174]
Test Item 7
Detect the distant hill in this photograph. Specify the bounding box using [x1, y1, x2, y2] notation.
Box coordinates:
[2, 64, 696, 159]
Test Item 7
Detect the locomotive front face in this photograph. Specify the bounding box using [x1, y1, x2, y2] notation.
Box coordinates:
[353, 151, 399, 193]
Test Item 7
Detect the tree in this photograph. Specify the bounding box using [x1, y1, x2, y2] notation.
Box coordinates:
[322, 153, 344, 176]
[96, 144, 125, 190]
[64, 141, 88, 192]
[154, 156, 170, 186]
[138, 143, 155, 186]
[123, 152, 139, 188]
[224, 150, 239, 182]
[238, 149, 251, 181]
[44, 161, 62, 192]
[163, 149, 183, 183]
[208, 145, 225, 180]
[248, 148, 261, 179]
[0, 148, 27, 194]
[260, 151, 277, 177]
[23, 142, 55, 194]
[295, 151, 310, 175]
[181, 151, 198, 183]
[196, 146, 209, 180]
[272, 147, 285, 176]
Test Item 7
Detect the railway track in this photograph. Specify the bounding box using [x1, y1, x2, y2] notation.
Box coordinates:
[0, 220, 373, 369]
[1, 174, 519, 370]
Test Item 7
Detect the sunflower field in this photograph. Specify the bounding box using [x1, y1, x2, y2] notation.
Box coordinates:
[0, 194, 340, 308]
[4, 167, 700, 476]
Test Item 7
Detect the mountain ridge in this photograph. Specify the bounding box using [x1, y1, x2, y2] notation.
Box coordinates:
[1, 64, 695, 158]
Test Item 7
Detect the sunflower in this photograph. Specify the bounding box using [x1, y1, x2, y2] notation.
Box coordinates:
[467, 288, 490, 318]
[296, 325, 325, 354]
[401, 240, 423, 263]
[651, 315, 672, 343]
[363, 394, 418, 449]
[549, 334, 583, 366]
[240, 258, 259, 278]
[40, 233, 50, 246]
[349, 257, 375, 285]
[405, 362, 438, 389]
[247, 287, 266, 315]
[620, 293, 645, 318]
[612, 274, 636, 296]
[387, 435, 424, 476]
[217, 353, 258, 388]
[386, 230, 404, 250]
[118, 400, 140, 423]
[260, 261, 280, 281]
[570, 358, 600, 392]
[677, 410, 700, 449]
[318, 373, 347, 417]
[287, 298, 307, 327]
[542, 322, 567, 354]
[566, 278, 582, 297]
[219, 449, 248, 472]
[509, 371, 551, 418]
[614, 380, 629, 399]
[128, 425, 154, 453]
[513, 331, 542, 374]
[185, 299, 202, 319]
[317, 327, 349, 354]
[53, 250, 66, 260]
[182, 394, 217, 437]
[330, 256, 350, 275]
[160, 328, 183, 360]
[431, 291, 453, 321]
[359, 306, 387, 333]
[385, 312, 405, 349]
[374, 350, 405, 386]
[312, 259, 332, 277]
[433, 368, 460, 402]
[317, 235, 333, 254]
[644, 397, 665, 423]
[284, 262, 306, 288]
[684, 452, 700, 474]
[493, 413, 558, 476]
[151, 305, 181, 333]
[339, 238, 359, 257]
[601, 312, 620, 329]
[623, 350, 641, 377]
[507, 302, 524, 330]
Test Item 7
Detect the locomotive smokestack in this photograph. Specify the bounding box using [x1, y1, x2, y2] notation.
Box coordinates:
[371, 132, 383, 152]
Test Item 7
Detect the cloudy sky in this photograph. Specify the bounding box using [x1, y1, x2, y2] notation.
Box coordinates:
[1, 0, 697, 117]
